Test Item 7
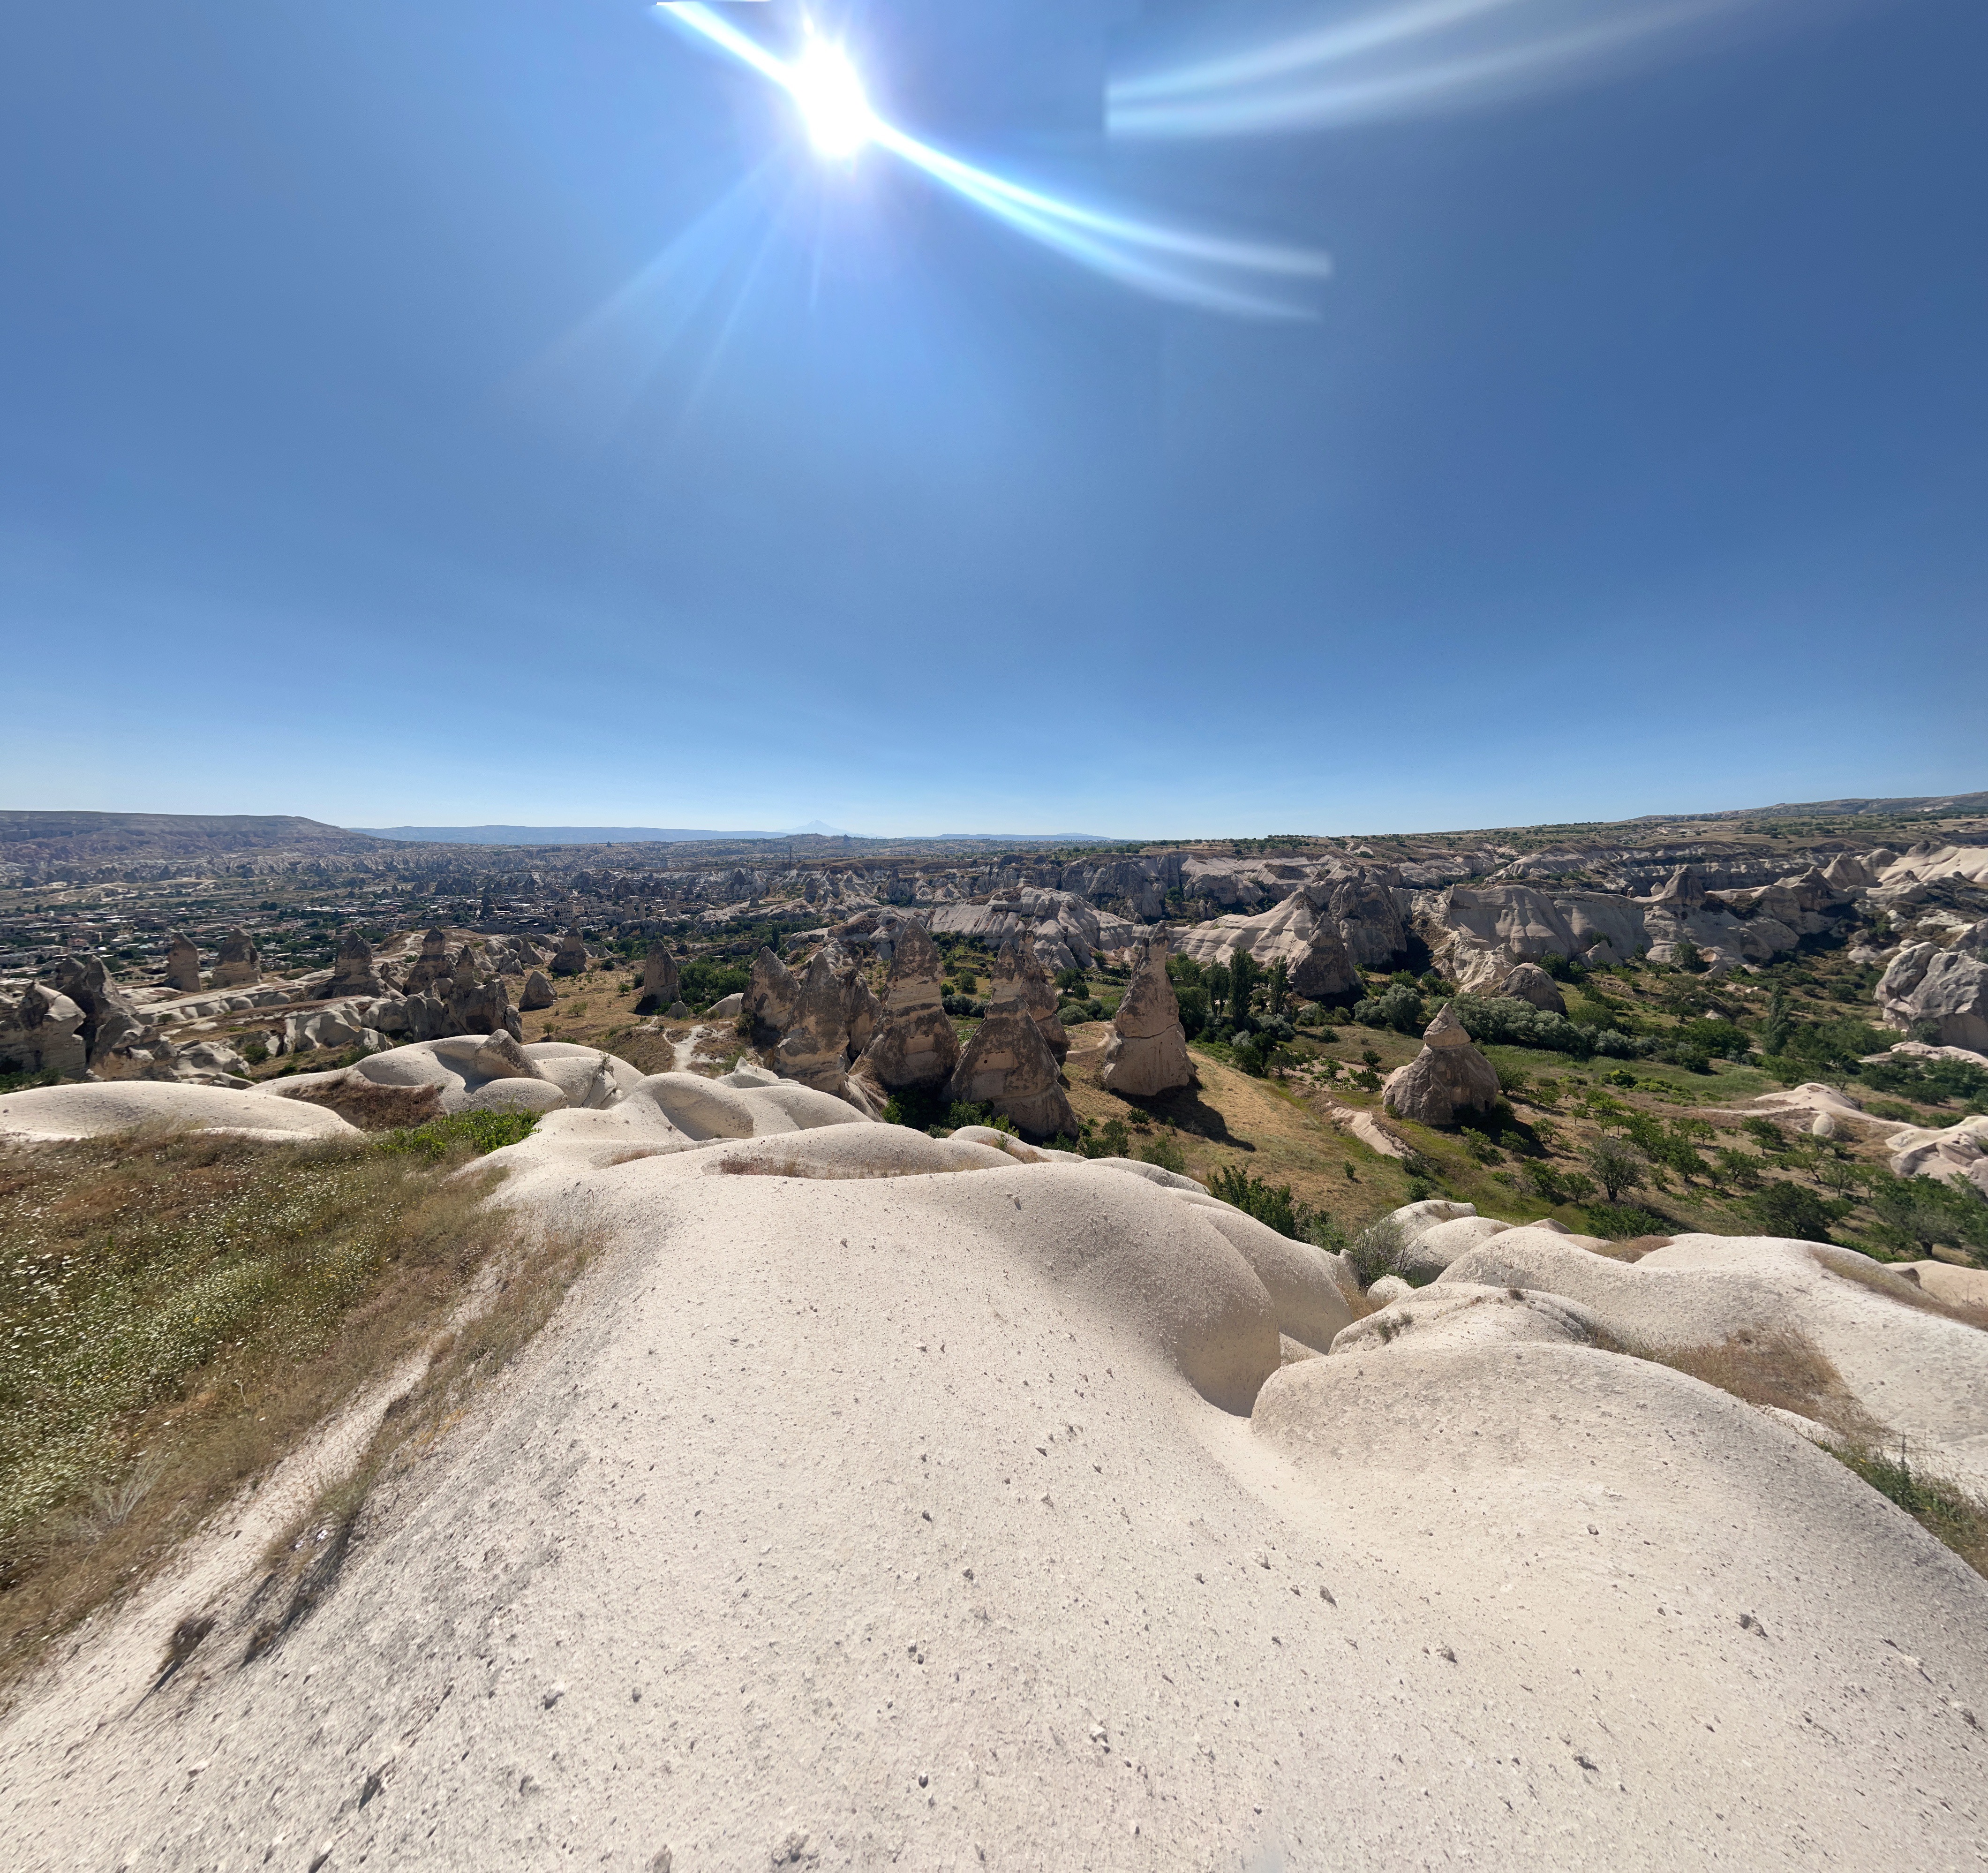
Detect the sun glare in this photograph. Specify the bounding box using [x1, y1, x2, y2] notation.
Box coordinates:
[791, 37, 874, 158]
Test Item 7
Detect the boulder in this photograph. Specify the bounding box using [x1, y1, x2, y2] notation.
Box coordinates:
[283, 1005, 369, 1054]
[520, 969, 557, 1012]
[1497, 961, 1566, 1016]
[325, 932, 389, 1000]
[852, 921, 959, 1093]
[1099, 939, 1197, 1097]
[1875, 943, 1988, 1052]
[551, 924, 589, 977]
[635, 942, 681, 1015]
[0, 983, 88, 1078]
[50, 953, 152, 1064]
[945, 1001, 1079, 1140]
[212, 928, 261, 988]
[164, 933, 202, 993]
[706, 991, 746, 1020]
[472, 1029, 546, 1081]
[1381, 1003, 1501, 1127]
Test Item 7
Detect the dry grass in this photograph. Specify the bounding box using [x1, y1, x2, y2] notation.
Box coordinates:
[0, 1128, 527, 1693]
[1586, 1234, 1673, 1263]
[1810, 1246, 1988, 1331]
[1648, 1328, 1882, 1443]
[287, 1076, 442, 1132]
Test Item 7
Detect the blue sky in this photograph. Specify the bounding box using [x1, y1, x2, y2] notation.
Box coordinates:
[1, 0, 1981, 838]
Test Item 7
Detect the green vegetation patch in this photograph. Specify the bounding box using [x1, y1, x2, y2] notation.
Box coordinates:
[0, 1130, 517, 1580]
[375, 1109, 539, 1161]
[1825, 1443, 1988, 1578]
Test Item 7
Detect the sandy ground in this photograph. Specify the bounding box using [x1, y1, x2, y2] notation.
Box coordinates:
[1, 1141, 1982, 1870]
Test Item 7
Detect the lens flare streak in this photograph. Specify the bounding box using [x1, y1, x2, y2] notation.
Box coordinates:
[1107, 0, 1781, 139]
[658, 3, 1327, 317]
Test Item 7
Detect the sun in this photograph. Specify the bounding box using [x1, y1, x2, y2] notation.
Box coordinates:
[789, 36, 874, 158]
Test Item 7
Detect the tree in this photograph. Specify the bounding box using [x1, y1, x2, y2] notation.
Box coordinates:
[1175, 983, 1209, 1040]
[1229, 951, 1261, 1022]
[1864, 1171, 1988, 1256]
[1584, 1136, 1644, 1203]
[1761, 984, 1792, 1059]
[1204, 961, 1231, 1020]
[1266, 957, 1290, 1018]
[1749, 1181, 1835, 1244]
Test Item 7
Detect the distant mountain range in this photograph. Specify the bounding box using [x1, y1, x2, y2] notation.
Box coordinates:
[351, 825, 821, 846]
[346, 824, 1118, 846]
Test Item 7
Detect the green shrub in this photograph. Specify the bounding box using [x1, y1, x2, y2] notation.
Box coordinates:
[1824, 1443, 1988, 1574]
[1864, 1098, 1922, 1124]
[1860, 1169, 1988, 1256]
[1135, 1133, 1189, 1174]
[0, 1067, 63, 1095]
[1857, 1052, 1988, 1107]
[1584, 1202, 1671, 1239]
[377, 1110, 539, 1161]
[881, 1085, 947, 1131]
[944, 1100, 1014, 1135]
[1080, 1116, 1132, 1159]
[1235, 1029, 1282, 1076]
[1205, 1164, 1321, 1243]
[1175, 984, 1209, 1039]
[1461, 1128, 1503, 1165]
[1345, 1216, 1409, 1287]
[1449, 993, 1639, 1059]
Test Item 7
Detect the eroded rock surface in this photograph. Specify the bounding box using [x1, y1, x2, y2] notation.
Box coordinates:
[1877, 942, 1988, 1052]
[852, 921, 959, 1094]
[1381, 1002, 1501, 1126]
[1099, 938, 1196, 1097]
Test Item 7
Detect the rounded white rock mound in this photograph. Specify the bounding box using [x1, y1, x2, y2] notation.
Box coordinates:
[272, 1035, 649, 1118]
[0, 1080, 362, 1144]
[1438, 1226, 1988, 1494]
[1330, 1281, 1608, 1354]
[8, 1150, 1985, 1869]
